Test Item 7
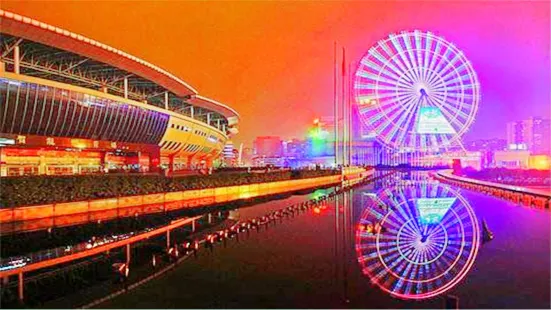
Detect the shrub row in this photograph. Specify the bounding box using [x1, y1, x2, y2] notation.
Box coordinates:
[0, 169, 339, 208]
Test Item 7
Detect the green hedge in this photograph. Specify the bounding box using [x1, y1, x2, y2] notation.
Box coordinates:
[0, 169, 339, 208]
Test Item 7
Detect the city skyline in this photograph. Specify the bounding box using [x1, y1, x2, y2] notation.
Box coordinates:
[3, 1, 549, 145]
[244, 115, 551, 150]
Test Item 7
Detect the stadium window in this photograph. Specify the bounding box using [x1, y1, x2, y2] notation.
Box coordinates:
[171, 124, 175, 128]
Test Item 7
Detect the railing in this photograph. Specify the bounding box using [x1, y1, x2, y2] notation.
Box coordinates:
[0, 216, 200, 278]
[435, 170, 550, 208]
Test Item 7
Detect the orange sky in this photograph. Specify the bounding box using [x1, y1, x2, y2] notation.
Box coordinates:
[2, 1, 549, 146]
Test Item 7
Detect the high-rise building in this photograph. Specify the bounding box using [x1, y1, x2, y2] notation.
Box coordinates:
[253, 136, 283, 157]
[223, 141, 236, 166]
[507, 120, 532, 151]
[532, 117, 551, 155]
[506, 117, 550, 154]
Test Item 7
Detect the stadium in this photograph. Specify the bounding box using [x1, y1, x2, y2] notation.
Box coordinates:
[0, 10, 239, 176]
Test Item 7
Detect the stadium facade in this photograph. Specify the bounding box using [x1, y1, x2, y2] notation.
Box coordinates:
[0, 10, 239, 176]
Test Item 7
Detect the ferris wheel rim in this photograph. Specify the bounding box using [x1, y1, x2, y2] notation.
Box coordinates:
[354, 30, 480, 152]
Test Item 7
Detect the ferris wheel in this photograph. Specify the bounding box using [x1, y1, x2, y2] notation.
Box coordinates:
[355, 182, 480, 300]
[354, 30, 480, 152]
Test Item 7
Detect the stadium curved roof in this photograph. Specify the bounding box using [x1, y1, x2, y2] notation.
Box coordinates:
[0, 9, 239, 120]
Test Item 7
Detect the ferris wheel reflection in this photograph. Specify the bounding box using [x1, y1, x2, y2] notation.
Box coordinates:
[355, 182, 480, 300]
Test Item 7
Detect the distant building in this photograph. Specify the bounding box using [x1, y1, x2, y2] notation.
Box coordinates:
[465, 138, 507, 168]
[532, 118, 551, 155]
[223, 141, 236, 166]
[493, 150, 531, 169]
[417, 151, 483, 170]
[507, 117, 550, 155]
[253, 136, 283, 157]
[283, 139, 307, 159]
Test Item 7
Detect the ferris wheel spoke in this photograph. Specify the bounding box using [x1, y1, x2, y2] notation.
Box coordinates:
[434, 51, 465, 85]
[394, 95, 423, 148]
[356, 68, 405, 88]
[438, 62, 471, 86]
[415, 34, 426, 83]
[431, 66, 469, 92]
[384, 98, 417, 138]
[372, 100, 414, 137]
[425, 39, 444, 86]
[389, 36, 418, 82]
[355, 82, 413, 93]
[404, 31, 423, 81]
[421, 33, 434, 82]
[386, 95, 419, 147]
[357, 70, 412, 91]
[397, 34, 420, 81]
[378, 40, 416, 85]
[432, 44, 455, 81]
[359, 56, 406, 83]
[368, 47, 414, 84]
[365, 103, 404, 126]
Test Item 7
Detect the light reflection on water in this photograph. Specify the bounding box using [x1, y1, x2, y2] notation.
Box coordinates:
[355, 179, 480, 300]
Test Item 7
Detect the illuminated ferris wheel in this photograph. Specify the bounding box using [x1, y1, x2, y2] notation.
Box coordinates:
[354, 30, 480, 152]
[355, 182, 480, 300]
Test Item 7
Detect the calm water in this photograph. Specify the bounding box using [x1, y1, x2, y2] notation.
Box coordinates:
[100, 172, 550, 309]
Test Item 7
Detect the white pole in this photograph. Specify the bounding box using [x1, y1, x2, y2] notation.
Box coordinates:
[333, 42, 339, 167]
[124, 77, 129, 99]
[342, 47, 346, 166]
[14, 45, 20, 74]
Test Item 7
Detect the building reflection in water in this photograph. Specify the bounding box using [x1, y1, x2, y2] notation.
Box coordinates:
[355, 180, 480, 300]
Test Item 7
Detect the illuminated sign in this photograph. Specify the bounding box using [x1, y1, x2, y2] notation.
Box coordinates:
[416, 107, 456, 134]
[415, 198, 456, 224]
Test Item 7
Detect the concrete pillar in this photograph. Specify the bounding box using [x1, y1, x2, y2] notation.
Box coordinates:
[124, 77, 128, 99]
[208, 213, 212, 224]
[191, 220, 196, 232]
[126, 243, 131, 265]
[217, 119, 221, 130]
[164, 92, 169, 110]
[166, 229, 171, 249]
[18, 272, 24, 302]
[190, 106, 194, 118]
[14, 45, 20, 74]
[207, 113, 211, 126]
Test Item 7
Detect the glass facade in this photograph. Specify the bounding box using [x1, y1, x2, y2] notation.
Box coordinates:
[0, 78, 169, 145]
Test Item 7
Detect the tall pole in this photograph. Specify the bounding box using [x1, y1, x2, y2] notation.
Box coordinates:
[341, 47, 346, 166]
[348, 62, 353, 166]
[333, 42, 339, 167]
